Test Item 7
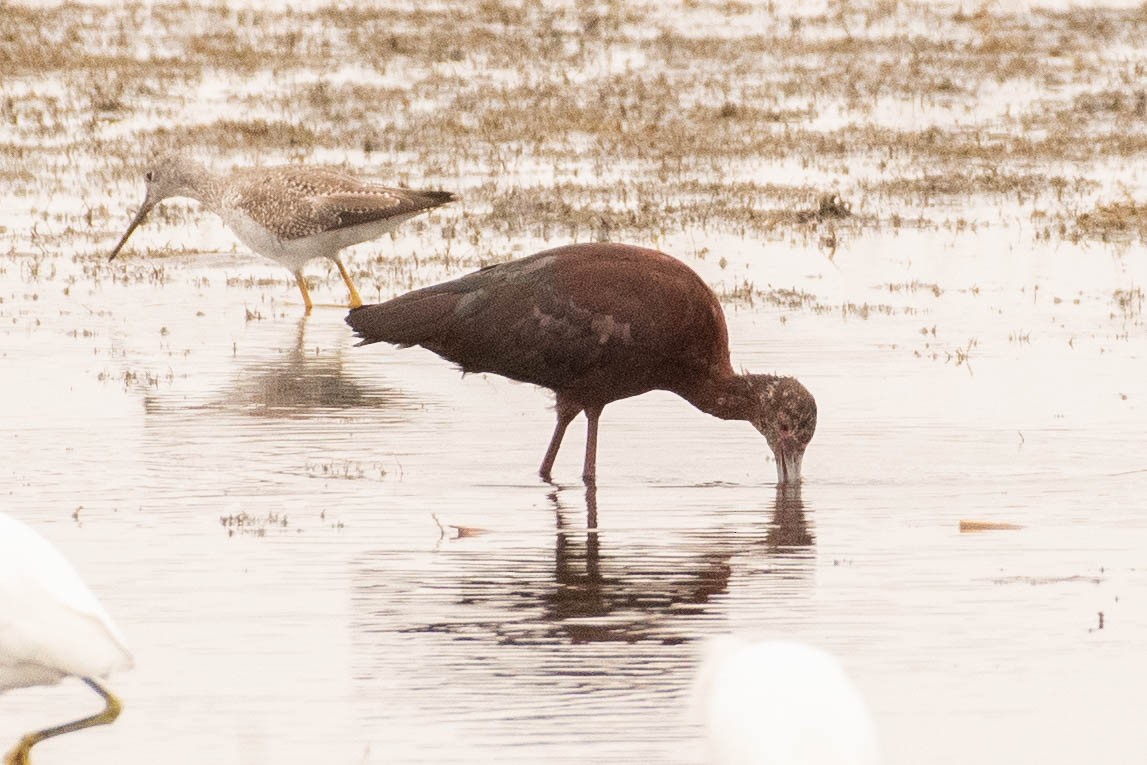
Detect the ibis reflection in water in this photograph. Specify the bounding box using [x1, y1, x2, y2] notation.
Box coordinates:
[347, 243, 816, 485]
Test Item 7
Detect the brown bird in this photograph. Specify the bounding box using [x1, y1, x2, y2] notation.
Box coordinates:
[109, 155, 455, 312]
[346, 243, 816, 484]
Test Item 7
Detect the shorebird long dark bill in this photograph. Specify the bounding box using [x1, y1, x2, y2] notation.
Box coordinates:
[108, 200, 156, 261]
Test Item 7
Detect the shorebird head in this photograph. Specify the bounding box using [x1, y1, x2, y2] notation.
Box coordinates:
[746, 375, 817, 485]
[109, 155, 204, 260]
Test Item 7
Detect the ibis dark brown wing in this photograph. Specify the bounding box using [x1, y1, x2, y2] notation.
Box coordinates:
[347, 244, 733, 401]
[346, 252, 610, 387]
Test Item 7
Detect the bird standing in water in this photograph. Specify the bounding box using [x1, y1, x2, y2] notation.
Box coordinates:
[347, 243, 816, 484]
[0, 513, 133, 765]
[109, 155, 456, 312]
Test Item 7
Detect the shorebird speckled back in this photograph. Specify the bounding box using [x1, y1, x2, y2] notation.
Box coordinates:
[347, 243, 816, 485]
[109, 155, 456, 312]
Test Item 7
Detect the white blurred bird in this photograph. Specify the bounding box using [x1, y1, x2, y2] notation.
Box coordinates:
[0, 513, 133, 765]
[697, 638, 879, 765]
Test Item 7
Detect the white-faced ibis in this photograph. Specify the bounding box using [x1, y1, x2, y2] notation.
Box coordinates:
[109, 155, 455, 312]
[698, 638, 879, 764]
[346, 243, 816, 484]
[0, 513, 133, 764]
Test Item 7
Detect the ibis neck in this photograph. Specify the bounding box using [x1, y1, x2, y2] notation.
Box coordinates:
[678, 371, 768, 422]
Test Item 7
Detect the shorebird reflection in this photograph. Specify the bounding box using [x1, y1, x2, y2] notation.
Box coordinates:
[223, 316, 412, 419]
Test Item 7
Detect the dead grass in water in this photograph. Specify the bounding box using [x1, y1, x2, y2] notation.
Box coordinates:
[2, 1, 1147, 267]
[1073, 200, 1147, 244]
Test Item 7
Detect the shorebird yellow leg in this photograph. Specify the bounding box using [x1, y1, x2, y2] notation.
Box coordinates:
[4, 679, 123, 765]
[334, 257, 363, 309]
[293, 271, 314, 314]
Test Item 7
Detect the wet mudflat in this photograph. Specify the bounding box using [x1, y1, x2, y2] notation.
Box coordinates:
[3, 1, 1147, 763]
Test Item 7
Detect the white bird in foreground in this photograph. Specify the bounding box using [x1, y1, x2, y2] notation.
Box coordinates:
[697, 639, 879, 765]
[0, 513, 133, 765]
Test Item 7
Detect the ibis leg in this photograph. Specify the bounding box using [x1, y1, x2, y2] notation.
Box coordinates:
[3, 678, 123, 765]
[540, 399, 582, 481]
[293, 271, 314, 314]
[333, 257, 364, 309]
[582, 405, 603, 486]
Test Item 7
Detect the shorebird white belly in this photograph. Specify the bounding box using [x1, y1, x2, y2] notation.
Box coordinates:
[222, 209, 423, 270]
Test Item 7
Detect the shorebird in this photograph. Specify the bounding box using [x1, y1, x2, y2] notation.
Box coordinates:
[109, 155, 456, 312]
[0, 513, 133, 765]
[347, 242, 816, 485]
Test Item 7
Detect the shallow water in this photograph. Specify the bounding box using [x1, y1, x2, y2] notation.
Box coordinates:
[5, 0, 1147, 760]
[2, 213, 1146, 765]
